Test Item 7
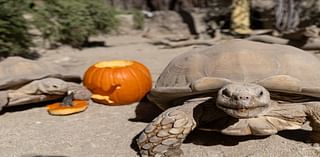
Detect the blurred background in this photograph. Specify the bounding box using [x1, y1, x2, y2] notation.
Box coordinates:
[2, 0, 320, 59]
[2, 1, 320, 157]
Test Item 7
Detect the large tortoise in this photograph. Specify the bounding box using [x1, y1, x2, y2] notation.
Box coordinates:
[0, 57, 91, 111]
[137, 39, 320, 157]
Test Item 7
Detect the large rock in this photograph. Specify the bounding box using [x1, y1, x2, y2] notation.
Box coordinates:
[143, 11, 192, 39]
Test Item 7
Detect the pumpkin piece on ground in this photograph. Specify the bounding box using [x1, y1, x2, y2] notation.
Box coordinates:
[47, 91, 88, 115]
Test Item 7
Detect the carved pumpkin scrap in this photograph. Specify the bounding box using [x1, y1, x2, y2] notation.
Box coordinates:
[47, 91, 88, 115]
[83, 60, 152, 105]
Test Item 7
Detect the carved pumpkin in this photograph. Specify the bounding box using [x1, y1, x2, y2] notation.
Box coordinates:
[83, 60, 152, 105]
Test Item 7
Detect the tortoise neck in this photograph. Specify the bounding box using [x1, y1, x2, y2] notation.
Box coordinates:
[270, 91, 319, 103]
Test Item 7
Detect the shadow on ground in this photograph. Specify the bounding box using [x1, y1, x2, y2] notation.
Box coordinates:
[0, 99, 62, 115]
[185, 129, 312, 146]
[21, 155, 68, 157]
[129, 97, 163, 123]
[82, 41, 108, 48]
[129, 97, 163, 156]
[130, 124, 313, 155]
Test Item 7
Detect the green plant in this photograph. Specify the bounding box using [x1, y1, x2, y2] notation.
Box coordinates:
[132, 9, 145, 30]
[0, 0, 33, 58]
[32, 0, 118, 48]
[84, 0, 119, 33]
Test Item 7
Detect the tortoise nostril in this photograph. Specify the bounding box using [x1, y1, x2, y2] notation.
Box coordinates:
[233, 95, 249, 101]
[221, 88, 251, 101]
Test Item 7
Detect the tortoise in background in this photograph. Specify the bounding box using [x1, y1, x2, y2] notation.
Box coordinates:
[0, 57, 91, 111]
[137, 39, 320, 157]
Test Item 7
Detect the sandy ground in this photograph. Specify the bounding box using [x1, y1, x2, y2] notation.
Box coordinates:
[1, 35, 320, 157]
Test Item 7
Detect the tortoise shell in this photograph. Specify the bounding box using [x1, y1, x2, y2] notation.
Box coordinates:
[0, 57, 80, 90]
[148, 39, 320, 109]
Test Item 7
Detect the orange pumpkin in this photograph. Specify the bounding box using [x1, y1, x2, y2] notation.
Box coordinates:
[83, 60, 152, 105]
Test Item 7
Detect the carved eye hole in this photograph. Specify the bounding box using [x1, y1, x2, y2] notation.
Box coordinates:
[222, 88, 231, 97]
[258, 91, 264, 97]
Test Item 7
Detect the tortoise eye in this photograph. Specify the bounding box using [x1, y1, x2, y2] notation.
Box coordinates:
[258, 91, 264, 97]
[222, 88, 231, 97]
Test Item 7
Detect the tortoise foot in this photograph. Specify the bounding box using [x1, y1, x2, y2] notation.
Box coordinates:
[305, 103, 320, 144]
[137, 106, 196, 157]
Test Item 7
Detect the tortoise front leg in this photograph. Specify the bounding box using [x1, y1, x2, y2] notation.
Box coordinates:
[265, 101, 320, 143]
[137, 98, 212, 157]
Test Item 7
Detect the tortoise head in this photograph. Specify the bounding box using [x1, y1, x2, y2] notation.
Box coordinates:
[216, 83, 270, 118]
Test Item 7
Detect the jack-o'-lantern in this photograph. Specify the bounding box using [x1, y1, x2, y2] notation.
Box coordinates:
[83, 60, 152, 105]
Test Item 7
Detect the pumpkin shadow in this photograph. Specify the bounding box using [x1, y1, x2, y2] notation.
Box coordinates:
[129, 96, 163, 123]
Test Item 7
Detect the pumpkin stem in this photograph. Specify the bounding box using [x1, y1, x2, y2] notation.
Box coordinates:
[61, 91, 74, 106]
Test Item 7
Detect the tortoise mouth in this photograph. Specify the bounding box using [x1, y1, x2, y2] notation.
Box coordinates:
[217, 103, 269, 118]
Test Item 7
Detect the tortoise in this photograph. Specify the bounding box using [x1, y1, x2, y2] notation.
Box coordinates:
[137, 39, 320, 157]
[0, 57, 91, 111]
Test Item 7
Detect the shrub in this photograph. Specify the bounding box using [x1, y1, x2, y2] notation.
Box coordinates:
[32, 0, 119, 48]
[132, 9, 145, 30]
[84, 0, 119, 33]
[0, 0, 33, 58]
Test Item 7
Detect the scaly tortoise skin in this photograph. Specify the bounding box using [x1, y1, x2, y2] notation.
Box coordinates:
[137, 39, 320, 157]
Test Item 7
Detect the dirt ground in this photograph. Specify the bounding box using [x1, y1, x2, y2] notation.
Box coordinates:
[1, 35, 320, 157]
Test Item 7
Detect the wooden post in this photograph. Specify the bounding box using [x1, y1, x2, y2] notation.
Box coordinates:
[231, 0, 252, 35]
